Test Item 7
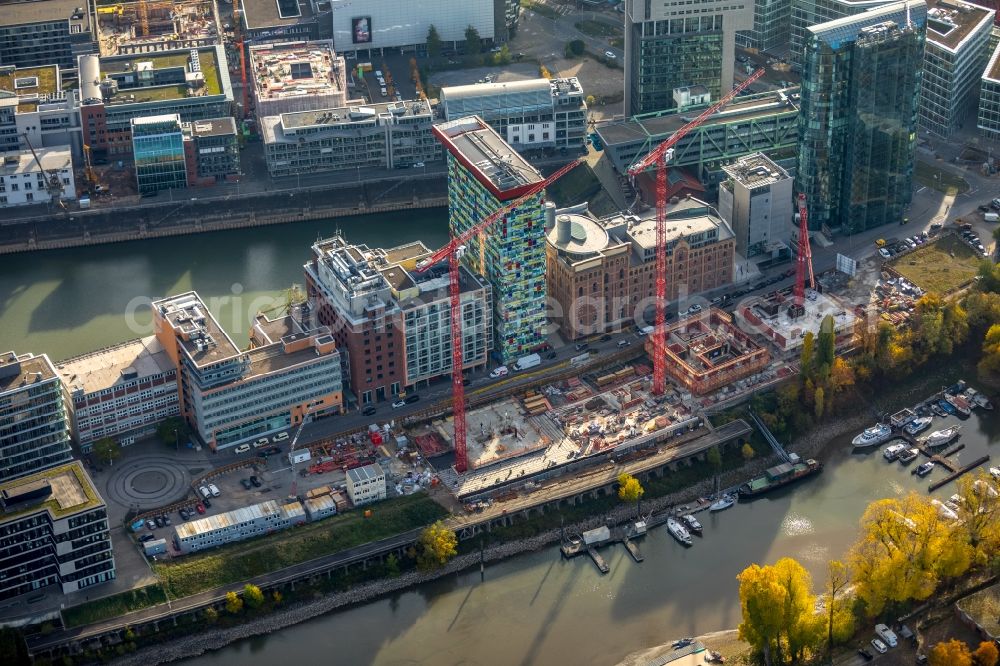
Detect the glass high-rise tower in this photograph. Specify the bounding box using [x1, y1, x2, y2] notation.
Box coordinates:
[796, 1, 926, 233]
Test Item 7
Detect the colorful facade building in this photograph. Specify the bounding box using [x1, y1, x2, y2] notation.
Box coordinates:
[434, 115, 549, 362]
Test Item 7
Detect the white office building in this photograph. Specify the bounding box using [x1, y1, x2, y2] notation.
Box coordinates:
[0, 146, 75, 207]
[346, 463, 386, 506]
[719, 153, 793, 259]
[174, 499, 306, 554]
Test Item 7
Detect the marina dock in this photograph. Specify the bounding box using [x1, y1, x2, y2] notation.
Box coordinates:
[623, 536, 644, 562]
[561, 522, 648, 573]
[587, 547, 610, 573]
[929, 455, 991, 492]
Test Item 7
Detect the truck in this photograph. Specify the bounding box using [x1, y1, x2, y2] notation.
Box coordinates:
[638, 325, 654, 336]
[986, 212, 999, 223]
[513, 353, 541, 371]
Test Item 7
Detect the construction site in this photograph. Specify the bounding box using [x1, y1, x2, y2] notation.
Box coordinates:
[96, 0, 222, 56]
[248, 40, 348, 116]
[736, 287, 857, 354]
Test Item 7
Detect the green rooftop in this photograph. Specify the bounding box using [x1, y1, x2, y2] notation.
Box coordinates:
[0, 65, 61, 108]
[0, 461, 102, 523]
[101, 48, 225, 105]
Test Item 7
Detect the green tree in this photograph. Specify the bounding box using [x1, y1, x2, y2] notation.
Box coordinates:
[816, 315, 835, 377]
[0, 627, 30, 666]
[617, 472, 644, 513]
[93, 437, 121, 466]
[741, 443, 756, 461]
[706, 445, 722, 469]
[156, 416, 190, 449]
[800, 331, 815, 380]
[493, 44, 512, 65]
[464, 25, 482, 55]
[814, 386, 825, 421]
[385, 552, 401, 577]
[585, 94, 596, 107]
[966, 291, 1000, 329]
[978, 260, 1000, 294]
[224, 591, 243, 614]
[416, 521, 458, 570]
[426, 25, 443, 58]
[565, 39, 585, 57]
[203, 607, 218, 624]
[243, 583, 264, 609]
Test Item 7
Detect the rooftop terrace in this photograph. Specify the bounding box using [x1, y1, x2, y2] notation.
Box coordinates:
[99, 47, 225, 104]
[153, 292, 242, 367]
[925, 0, 992, 52]
[0, 462, 102, 523]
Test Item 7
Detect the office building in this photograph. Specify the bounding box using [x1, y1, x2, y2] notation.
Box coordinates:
[248, 40, 348, 116]
[305, 236, 493, 403]
[596, 87, 800, 181]
[132, 114, 188, 195]
[152, 291, 343, 450]
[0, 0, 97, 70]
[56, 337, 179, 452]
[979, 42, 1000, 138]
[789, 0, 889, 71]
[174, 499, 306, 554]
[440, 77, 588, 151]
[0, 146, 75, 207]
[182, 117, 240, 185]
[261, 99, 440, 176]
[329, 0, 515, 57]
[435, 115, 548, 362]
[346, 463, 386, 506]
[624, 0, 753, 116]
[920, 0, 994, 137]
[0, 462, 115, 601]
[0, 351, 73, 483]
[0, 64, 83, 158]
[719, 153, 794, 259]
[77, 46, 233, 161]
[797, 1, 926, 233]
[239, 0, 329, 44]
[738, 0, 793, 52]
[545, 198, 736, 340]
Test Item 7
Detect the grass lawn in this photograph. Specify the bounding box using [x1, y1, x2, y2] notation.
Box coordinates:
[915, 160, 970, 195]
[574, 20, 623, 39]
[890, 234, 981, 294]
[154, 493, 447, 598]
[522, 0, 560, 19]
[62, 585, 167, 628]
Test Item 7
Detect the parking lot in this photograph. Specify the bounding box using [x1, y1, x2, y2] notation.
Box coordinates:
[346, 52, 420, 104]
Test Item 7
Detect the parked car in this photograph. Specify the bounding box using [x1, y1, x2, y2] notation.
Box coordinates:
[139, 533, 156, 543]
[202, 498, 212, 509]
[600, 333, 613, 342]
[688, 304, 703, 314]
[405, 394, 420, 404]
[604, 50, 617, 59]
[154, 516, 165, 528]
[273, 432, 289, 442]
[879, 248, 891, 259]
[234, 443, 251, 454]
[992, 198, 1000, 209]
[162, 515, 171, 526]
[871, 638, 888, 654]
[240, 478, 252, 490]
[575, 343, 589, 352]
[178, 508, 188, 520]
[362, 405, 377, 416]
[146, 519, 156, 531]
[250, 475, 262, 488]
[979, 204, 991, 212]
[199, 485, 211, 499]
[195, 503, 206, 514]
[857, 647, 874, 661]
[253, 438, 269, 448]
[208, 483, 221, 497]
[392, 399, 407, 409]
[259, 445, 282, 457]
[617, 339, 631, 347]
[490, 366, 509, 378]
[546, 351, 557, 360]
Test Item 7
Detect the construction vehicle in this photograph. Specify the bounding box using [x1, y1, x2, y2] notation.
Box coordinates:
[626, 69, 765, 395]
[413, 158, 583, 472]
[20, 133, 66, 207]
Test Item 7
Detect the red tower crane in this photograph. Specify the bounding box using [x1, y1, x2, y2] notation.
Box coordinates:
[793, 193, 816, 308]
[414, 158, 584, 473]
[626, 69, 766, 395]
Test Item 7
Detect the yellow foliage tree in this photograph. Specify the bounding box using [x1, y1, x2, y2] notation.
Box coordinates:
[618, 473, 644, 504]
[243, 583, 264, 609]
[974, 641, 1000, 666]
[955, 472, 1000, 566]
[224, 590, 243, 614]
[737, 558, 823, 665]
[823, 560, 853, 657]
[930, 639, 972, 666]
[416, 521, 458, 570]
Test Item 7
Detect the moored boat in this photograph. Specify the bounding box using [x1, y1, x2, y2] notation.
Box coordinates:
[990, 467, 1000, 480]
[931, 498, 958, 520]
[852, 423, 892, 449]
[709, 495, 735, 512]
[681, 514, 703, 534]
[883, 443, 907, 461]
[944, 393, 972, 417]
[903, 417, 932, 436]
[897, 448, 919, 464]
[913, 461, 935, 477]
[937, 399, 957, 415]
[921, 425, 961, 448]
[666, 517, 693, 546]
[974, 393, 994, 411]
[931, 403, 947, 417]
[738, 459, 822, 497]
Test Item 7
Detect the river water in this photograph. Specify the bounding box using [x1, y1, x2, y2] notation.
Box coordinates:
[2, 217, 997, 666]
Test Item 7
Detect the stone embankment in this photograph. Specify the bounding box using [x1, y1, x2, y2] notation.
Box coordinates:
[114, 413, 868, 665]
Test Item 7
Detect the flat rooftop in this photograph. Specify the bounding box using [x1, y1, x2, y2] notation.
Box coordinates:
[628, 198, 733, 250]
[0, 145, 71, 175]
[56, 336, 174, 395]
[0, 462, 102, 523]
[0, 0, 92, 30]
[99, 47, 226, 104]
[185, 116, 236, 138]
[273, 98, 432, 131]
[153, 292, 242, 367]
[596, 87, 799, 148]
[175, 499, 303, 539]
[240, 0, 315, 30]
[925, 0, 991, 52]
[987, 39, 1000, 83]
[741, 290, 856, 349]
[722, 153, 791, 189]
[244, 338, 335, 377]
[434, 115, 543, 196]
[0, 350, 57, 395]
[0, 64, 61, 101]
[250, 40, 345, 102]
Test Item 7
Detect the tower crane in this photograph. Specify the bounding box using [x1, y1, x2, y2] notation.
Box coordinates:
[793, 193, 815, 309]
[414, 158, 584, 473]
[286, 416, 309, 499]
[626, 69, 766, 395]
[21, 133, 66, 206]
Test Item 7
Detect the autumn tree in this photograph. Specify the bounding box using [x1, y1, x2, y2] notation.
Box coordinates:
[965, 291, 1000, 329]
[973, 641, 999, 666]
[978, 260, 1000, 294]
[930, 639, 972, 666]
[426, 25, 442, 58]
[416, 521, 457, 570]
[737, 563, 785, 666]
[618, 472, 644, 516]
[742, 443, 756, 461]
[737, 558, 823, 665]
[203, 607, 218, 624]
[224, 591, 243, 614]
[243, 583, 264, 609]
[800, 331, 815, 380]
[955, 472, 1000, 565]
[816, 314, 836, 378]
[92, 437, 121, 466]
[814, 386, 825, 421]
[979, 324, 1000, 385]
[823, 560, 854, 658]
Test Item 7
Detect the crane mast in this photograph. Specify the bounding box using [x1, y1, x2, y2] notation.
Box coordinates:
[627, 69, 766, 395]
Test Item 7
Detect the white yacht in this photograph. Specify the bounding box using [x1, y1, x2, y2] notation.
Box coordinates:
[922, 425, 961, 448]
[883, 443, 907, 461]
[709, 495, 735, 512]
[903, 417, 932, 436]
[666, 517, 693, 546]
[852, 423, 892, 449]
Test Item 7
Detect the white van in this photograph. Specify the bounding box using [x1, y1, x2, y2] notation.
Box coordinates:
[874, 623, 897, 648]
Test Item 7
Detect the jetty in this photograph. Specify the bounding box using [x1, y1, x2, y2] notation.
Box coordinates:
[929, 456, 991, 492]
[561, 522, 647, 573]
